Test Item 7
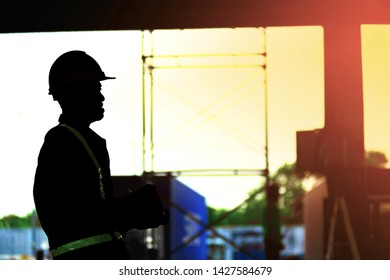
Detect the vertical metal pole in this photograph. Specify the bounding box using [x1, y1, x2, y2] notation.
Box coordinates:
[263, 27, 270, 182]
[141, 31, 146, 173]
[150, 30, 155, 172]
[262, 27, 281, 260]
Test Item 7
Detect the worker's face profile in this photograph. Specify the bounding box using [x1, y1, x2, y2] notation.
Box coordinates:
[71, 81, 105, 123]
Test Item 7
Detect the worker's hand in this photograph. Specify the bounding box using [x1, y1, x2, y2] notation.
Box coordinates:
[114, 183, 169, 231]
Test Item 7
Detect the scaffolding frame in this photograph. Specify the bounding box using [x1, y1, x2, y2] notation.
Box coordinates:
[141, 28, 271, 259]
[141, 28, 269, 177]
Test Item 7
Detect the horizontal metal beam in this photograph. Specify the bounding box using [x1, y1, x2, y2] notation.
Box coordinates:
[147, 169, 268, 177]
[1, 0, 390, 34]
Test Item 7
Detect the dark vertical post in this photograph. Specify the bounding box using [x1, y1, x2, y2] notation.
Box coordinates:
[322, 23, 365, 170]
[322, 23, 368, 258]
[264, 182, 282, 259]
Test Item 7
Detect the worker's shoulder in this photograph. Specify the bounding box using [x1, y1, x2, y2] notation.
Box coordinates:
[45, 125, 69, 137]
[44, 125, 106, 146]
[44, 125, 82, 146]
[37, 126, 81, 158]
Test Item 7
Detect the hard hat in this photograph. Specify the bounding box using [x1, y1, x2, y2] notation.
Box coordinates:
[48, 50, 115, 98]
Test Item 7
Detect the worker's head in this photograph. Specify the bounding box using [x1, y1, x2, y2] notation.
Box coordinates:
[48, 50, 115, 124]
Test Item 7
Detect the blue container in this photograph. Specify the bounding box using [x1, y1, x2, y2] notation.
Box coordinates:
[170, 179, 207, 260]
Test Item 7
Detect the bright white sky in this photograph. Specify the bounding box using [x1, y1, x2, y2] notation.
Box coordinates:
[0, 26, 386, 217]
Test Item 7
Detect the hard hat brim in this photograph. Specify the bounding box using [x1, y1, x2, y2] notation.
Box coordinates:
[101, 76, 116, 81]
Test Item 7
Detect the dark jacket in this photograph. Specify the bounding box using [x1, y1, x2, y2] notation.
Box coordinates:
[33, 115, 167, 259]
[33, 116, 121, 250]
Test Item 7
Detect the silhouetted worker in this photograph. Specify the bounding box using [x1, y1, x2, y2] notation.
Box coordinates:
[33, 51, 167, 260]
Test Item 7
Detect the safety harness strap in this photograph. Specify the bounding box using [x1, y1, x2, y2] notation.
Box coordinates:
[58, 124, 106, 200]
[50, 231, 122, 258]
